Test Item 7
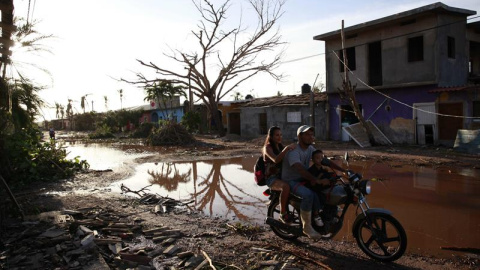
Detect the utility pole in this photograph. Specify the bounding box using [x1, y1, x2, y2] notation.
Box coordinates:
[340, 20, 375, 146]
[310, 74, 319, 127]
[185, 67, 193, 112]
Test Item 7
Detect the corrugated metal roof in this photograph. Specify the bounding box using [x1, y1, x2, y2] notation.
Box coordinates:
[241, 92, 327, 108]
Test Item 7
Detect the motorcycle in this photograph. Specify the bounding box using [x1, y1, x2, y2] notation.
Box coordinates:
[264, 153, 407, 262]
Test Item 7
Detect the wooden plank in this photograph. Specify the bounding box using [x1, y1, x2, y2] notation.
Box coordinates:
[343, 124, 371, 147]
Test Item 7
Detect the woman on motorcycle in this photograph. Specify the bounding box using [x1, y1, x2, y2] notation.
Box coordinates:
[263, 126, 296, 224]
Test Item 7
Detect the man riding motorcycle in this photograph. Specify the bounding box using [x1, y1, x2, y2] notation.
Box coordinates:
[281, 125, 346, 239]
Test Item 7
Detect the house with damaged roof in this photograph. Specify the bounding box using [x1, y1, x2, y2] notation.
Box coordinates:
[314, 2, 480, 147]
[239, 88, 327, 141]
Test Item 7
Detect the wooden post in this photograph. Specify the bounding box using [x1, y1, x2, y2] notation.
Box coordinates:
[0, 174, 25, 220]
[310, 74, 319, 128]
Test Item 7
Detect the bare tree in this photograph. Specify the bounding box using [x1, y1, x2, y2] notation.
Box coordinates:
[125, 0, 286, 136]
[313, 82, 325, 93]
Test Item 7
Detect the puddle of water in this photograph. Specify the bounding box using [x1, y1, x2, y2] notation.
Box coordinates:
[66, 143, 480, 258]
[342, 161, 480, 258]
[109, 157, 267, 223]
[65, 142, 149, 171]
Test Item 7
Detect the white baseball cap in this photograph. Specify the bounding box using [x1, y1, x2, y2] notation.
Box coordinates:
[297, 125, 314, 136]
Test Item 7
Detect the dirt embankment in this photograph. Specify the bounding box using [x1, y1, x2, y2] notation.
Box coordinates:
[1, 134, 479, 269]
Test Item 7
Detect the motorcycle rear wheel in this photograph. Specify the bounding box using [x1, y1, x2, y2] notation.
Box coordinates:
[354, 213, 407, 262]
[267, 199, 301, 240]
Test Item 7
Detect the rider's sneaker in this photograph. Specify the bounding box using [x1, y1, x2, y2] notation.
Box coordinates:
[313, 215, 324, 227]
[280, 212, 294, 224]
[321, 233, 332, 238]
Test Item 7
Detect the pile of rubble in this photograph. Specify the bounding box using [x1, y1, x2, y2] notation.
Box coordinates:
[0, 205, 219, 269]
[0, 183, 236, 270]
[1, 184, 317, 269]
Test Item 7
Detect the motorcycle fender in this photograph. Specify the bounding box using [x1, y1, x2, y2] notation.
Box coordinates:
[351, 208, 392, 236]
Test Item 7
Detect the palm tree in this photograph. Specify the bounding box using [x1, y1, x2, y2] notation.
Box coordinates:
[8, 79, 44, 133]
[144, 82, 185, 121]
[231, 91, 243, 101]
[55, 102, 61, 119]
[118, 89, 123, 109]
[80, 96, 86, 113]
[0, 18, 52, 133]
[104, 96, 108, 111]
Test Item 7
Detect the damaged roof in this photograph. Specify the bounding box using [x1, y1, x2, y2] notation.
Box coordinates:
[241, 92, 327, 108]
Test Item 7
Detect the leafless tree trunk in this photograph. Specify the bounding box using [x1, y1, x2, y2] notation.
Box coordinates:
[338, 20, 376, 146]
[124, 0, 286, 136]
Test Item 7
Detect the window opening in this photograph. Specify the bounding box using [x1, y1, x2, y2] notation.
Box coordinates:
[447, 36, 455, 59]
[408, 36, 423, 62]
[339, 47, 356, 72]
[368, 41, 382, 86]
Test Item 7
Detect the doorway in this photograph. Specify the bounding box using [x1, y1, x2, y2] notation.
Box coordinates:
[438, 103, 463, 141]
[414, 102, 436, 145]
[228, 112, 241, 135]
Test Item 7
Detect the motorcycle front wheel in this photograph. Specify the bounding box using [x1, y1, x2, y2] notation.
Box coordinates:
[354, 213, 407, 262]
[267, 199, 301, 240]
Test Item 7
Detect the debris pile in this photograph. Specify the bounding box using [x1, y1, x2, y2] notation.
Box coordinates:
[0, 205, 226, 269]
[1, 185, 315, 269]
[147, 123, 195, 146]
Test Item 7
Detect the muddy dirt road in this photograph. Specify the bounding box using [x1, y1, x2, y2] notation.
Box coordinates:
[1, 134, 479, 269]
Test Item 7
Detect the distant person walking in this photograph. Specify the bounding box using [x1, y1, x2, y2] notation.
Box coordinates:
[49, 127, 55, 140]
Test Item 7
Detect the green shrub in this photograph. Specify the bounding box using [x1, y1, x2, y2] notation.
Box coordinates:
[148, 122, 195, 146]
[181, 111, 201, 132]
[88, 124, 115, 139]
[131, 122, 155, 138]
[0, 127, 89, 187]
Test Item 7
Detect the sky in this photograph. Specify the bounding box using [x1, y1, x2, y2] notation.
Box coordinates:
[11, 0, 480, 120]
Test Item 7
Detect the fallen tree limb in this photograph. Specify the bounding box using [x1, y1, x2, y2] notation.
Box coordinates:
[265, 243, 332, 270]
[0, 174, 25, 220]
[120, 183, 152, 197]
[201, 250, 216, 270]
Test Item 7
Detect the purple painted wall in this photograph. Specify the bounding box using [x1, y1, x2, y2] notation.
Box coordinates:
[328, 85, 438, 141]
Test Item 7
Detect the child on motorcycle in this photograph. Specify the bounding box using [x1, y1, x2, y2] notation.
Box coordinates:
[308, 150, 336, 187]
[263, 126, 296, 224]
[306, 149, 347, 226]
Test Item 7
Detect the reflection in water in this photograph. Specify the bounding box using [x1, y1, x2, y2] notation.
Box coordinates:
[112, 157, 267, 223]
[148, 163, 191, 191]
[189, 159, 265, 221]
[345, 161, 480, 258]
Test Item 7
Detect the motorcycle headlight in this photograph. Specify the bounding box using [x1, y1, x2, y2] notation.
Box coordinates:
[359, 180, 372, 195]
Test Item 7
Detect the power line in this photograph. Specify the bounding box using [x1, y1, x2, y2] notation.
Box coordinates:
[280, 14, 480, 65]
[332, 50, 480, 120]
